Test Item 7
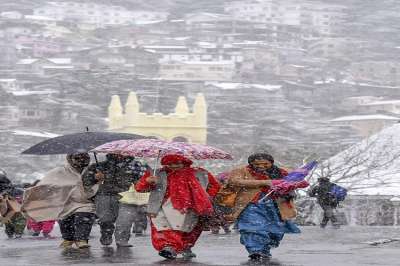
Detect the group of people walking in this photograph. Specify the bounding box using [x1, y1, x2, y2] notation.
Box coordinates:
[20, 153, 150, 249]
[1, 151, 344, 262]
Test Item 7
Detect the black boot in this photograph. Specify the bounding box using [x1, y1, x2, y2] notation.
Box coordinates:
[159, 247, 177, 260]
[249, 253, 262, 261]
[249, 253, 271, 261]
[182, 248, 197, 259]
[100, 234, 113, 246]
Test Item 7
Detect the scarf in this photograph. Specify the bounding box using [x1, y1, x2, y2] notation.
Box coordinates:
[161, 154, 213, 216]
[247, 165, 288, 199]
[247, 164, 284, 180]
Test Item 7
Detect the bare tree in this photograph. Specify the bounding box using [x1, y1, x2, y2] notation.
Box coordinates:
[310, 129, 400, 192]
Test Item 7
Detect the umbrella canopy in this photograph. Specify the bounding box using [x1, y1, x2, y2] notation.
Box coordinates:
[92, 139, 233, 160]
[21, 132, 149, 155]
[259, 161, 317, 201]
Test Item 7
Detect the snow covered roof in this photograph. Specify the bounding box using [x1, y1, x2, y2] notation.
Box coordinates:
[250, 84, 281, 90]
[312, 124, 400, 196]
[361, 100, 400, 106]
[17, 59, 38, 65]
[185, 12, 231, 20]
[42, 66, 74, 69]
[16, 58, 72, 65]
[25, 15, 59, 21]
[314, 78, 336, 84]
[44, 25, 73, 33]
[205, 82, 281, 91]
[134, 20, 165, 25]
[181, 60, 234, 65]
[172, 37, 191, 41]
[11, 90, 57, 96]
[1, 11, 22, 17]
[142, 45, 187, 50]
[289, 64, 306, 68]
[206, 82, 239, 90]
[346, 96, 382, 100]
[331, 115, 400, 122]
[197, 42, 216, 48]
[47, 58, 71, 64]
[356, 82, 400, 89]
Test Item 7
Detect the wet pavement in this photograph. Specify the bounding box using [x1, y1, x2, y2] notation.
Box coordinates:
[0, 226, 399, 266]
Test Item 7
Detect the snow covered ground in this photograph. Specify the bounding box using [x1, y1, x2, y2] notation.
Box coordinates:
[0, 226, 399, 266]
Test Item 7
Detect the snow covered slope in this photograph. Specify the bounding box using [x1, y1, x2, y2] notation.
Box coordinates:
[312, 123, 400, 196]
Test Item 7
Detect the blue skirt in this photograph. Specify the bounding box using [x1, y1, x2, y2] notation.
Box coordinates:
[237, 197, 300, 256]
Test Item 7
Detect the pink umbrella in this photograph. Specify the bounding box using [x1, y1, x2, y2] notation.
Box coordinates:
[93, 139, 233, 175]
[92, 139, 233, 160]
[258, 161, 316, 202]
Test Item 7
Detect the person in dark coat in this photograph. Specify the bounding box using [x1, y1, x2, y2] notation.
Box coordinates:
[308, 177, 340, 228]
[82, 154, 147, 246]
[0, 171, 12, 194]
[0, 171, 26, 238]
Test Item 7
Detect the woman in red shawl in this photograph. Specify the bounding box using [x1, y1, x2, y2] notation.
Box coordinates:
[135, 154, 220, 260]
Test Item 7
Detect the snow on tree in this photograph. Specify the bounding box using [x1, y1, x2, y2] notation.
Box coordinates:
[310, 123, 400, 196]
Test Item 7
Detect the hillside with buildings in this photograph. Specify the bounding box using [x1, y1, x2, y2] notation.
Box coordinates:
[0, 0, 400, 180]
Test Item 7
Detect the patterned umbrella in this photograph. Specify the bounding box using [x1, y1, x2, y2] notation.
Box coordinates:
[92, 139, 233, 160]
[258, 161, 317, 202]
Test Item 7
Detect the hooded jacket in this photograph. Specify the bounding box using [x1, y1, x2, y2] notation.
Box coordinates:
[83, 156, 148, 196]
[309, 179, 337, 207]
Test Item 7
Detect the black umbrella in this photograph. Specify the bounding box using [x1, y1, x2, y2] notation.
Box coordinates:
[21, 131, 149, 155]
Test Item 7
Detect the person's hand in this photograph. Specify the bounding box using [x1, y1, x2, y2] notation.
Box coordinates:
[146, 175, 159, 184]
[95, 171, 105, 182]
[178, 208, 187, 214]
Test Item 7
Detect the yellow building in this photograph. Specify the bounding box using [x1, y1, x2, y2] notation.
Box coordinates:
[107, 92, 207, 144]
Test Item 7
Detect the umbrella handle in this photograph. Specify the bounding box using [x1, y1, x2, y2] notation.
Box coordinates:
[86, 126, 99, 166]
[153, 150, 161, 176]
[258, 190, 274, 203]
[93, 152, 99, 165]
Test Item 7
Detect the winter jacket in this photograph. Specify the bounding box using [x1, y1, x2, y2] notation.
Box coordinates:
[83, 158, 148, 196]
[0, 174, 12, 195]
[308, 180, 337, 207]
[222, 166, 296, 221]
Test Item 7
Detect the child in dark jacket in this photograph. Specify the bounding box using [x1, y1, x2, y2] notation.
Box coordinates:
[0, 171, 26, 238]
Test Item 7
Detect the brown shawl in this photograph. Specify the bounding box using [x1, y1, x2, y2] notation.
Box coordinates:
[22, 164, 95, 222]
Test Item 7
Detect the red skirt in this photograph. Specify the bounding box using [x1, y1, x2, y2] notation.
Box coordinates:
[150, 222, 203, 253]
